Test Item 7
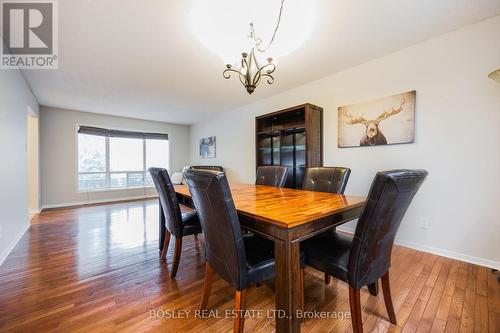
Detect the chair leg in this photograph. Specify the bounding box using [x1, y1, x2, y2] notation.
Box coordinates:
[349, 286, 363, 333]
[234, 289, 247, 333]
[381, 271, 397, 324]
[200, 262, 214, 310]
[368, 280, 379, 296]
[324, 273, 331, 284]
[160, 231, 171, 260]
[170, 236, 183, 279]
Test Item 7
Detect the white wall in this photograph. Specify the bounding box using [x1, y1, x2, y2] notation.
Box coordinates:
[40, 107, 191, 208]
[190, 16, 500, 268]
[0, 52, 40, 265]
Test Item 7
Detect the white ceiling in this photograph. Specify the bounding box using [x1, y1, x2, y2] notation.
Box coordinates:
[23, 0, 500, 125]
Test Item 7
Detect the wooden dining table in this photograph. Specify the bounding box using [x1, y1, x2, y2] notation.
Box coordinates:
[159, 183, 366, 333]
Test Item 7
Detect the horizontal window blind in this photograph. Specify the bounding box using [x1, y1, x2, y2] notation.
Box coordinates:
[78, 126, 168, 140]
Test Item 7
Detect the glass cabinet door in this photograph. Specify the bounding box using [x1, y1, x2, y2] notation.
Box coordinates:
[257, 135, 272, 166]
[272, 134, 280, 165]
[294, 132, 306, 188]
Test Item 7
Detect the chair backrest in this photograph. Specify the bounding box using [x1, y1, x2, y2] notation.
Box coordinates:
[255, 166, 288, 188]
[190, 165, 224, 172]
[184, 169, 248, 291]
[348, 169, 428, 289]
[148, 168, 183, 237]
[302, 167, 351, 194]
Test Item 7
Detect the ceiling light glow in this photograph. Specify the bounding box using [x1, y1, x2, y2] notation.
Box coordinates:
[189, 0, 316, 65]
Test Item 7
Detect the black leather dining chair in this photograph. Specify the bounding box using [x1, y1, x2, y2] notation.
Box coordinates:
[302, 167, 351, 194]
[302, 166, 351, 284]
[149, 167, 202, 279]
[255, 165, 288, 188]
[303, 169, 428, 333]
[189, 165, 224, 172]
[184, 169, 304, 333]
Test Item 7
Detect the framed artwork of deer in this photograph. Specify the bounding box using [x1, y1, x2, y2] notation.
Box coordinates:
[338, 90, 416, 148]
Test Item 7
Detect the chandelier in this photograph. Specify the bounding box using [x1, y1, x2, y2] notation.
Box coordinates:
[223, 0, 285, 94]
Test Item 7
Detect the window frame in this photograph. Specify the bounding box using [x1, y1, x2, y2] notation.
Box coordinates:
[75, 124, 171, 193]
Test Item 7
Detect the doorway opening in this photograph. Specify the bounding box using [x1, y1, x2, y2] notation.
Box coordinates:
[27, 108, 40, 220]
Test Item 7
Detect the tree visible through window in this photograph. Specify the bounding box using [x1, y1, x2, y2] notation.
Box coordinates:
[77, 128, 169, 191]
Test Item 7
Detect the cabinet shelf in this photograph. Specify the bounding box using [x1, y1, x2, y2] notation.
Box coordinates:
[256, 126, 305, 136]
[280, 144, 305, 151]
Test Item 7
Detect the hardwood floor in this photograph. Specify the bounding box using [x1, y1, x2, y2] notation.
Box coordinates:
[0, 199, 499, 332]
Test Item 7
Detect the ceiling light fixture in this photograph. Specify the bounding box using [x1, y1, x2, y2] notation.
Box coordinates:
[489, 69, 500, 84]
[223, 0, 285, 94]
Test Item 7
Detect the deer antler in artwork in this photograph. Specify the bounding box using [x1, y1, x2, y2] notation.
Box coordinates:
[345, 112, 368, 126]
[343, 96, 408, 146]
[376, 97, 406, 122]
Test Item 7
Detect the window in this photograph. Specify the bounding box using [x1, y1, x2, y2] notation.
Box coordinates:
[145, 139, 169, 186]
[77, 126, 169, 191]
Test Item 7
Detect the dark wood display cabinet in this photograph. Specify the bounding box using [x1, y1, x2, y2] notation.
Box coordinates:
[255, 103, 323, 189]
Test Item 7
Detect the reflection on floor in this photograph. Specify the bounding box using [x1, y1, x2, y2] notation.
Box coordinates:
[0, 199, 499, 332]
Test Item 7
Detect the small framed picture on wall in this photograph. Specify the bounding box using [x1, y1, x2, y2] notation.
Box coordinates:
[199, 136, 216, 159]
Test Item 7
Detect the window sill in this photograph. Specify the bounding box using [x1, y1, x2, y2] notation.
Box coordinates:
[77, 185, 156, 194]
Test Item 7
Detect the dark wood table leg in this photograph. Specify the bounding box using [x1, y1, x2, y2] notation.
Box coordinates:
[275, 236, 302, 333]
[159, 199, 165, 252]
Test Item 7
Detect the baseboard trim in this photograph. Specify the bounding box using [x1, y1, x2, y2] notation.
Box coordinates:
[0, 223, 30, 267]
[41, 194, 158, 211]
[336, 226, 500, 270]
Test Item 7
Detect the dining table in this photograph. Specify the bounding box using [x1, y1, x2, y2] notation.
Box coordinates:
[159, 183, 366, 333]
